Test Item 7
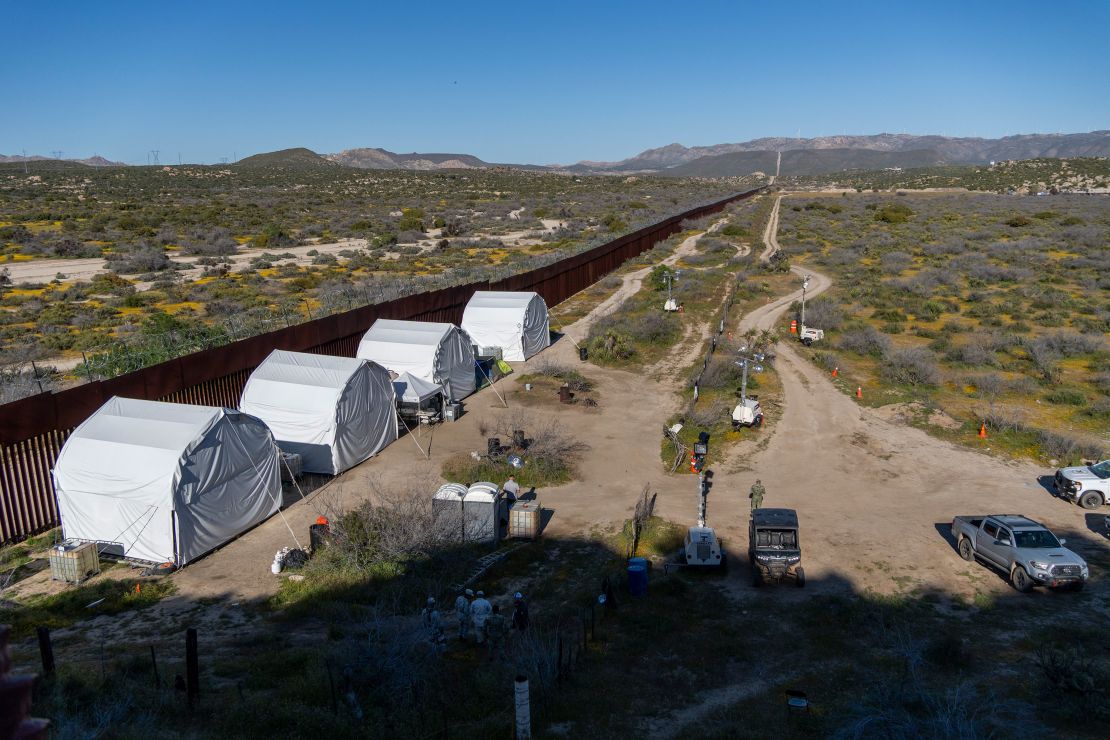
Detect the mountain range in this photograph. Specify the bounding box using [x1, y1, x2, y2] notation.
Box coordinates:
[0, 154, 125, 167]
[571, 131, 1110, 176]
[6, 131, 1110, 177]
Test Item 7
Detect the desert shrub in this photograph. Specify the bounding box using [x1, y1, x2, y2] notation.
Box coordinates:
[106, 244, 177, 274]
[1035, 430, 1105, 463]
[698, 356, 745, 390]
[1005, 215, 1031, 227]
[838, 326, 892, 357]
[945, 341, 996, 367]
[648, 264, 675, 292]
[812, 351, 841, 372]
[687, 399, 731, 428]
[528, 361, 593, 392]
[873, 202, 914, 224]
[978, 407, 1029, 434]
[1083, 398, 1110, 419]
[586, 329, 636, 362]
[801, 297, 844, 331]
[1044, 389, 1087, 406]
[1031, 332, 1104, 357]
[880, 251, 913, 274]
[881, 348, 941, 386]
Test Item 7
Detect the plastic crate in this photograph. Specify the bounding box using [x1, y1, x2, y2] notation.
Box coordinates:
[509, 502, 541, 540]
[48, 541, 100, 584]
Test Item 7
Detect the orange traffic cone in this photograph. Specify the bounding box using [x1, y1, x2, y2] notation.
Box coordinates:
[135, 583, 141, 595]
[832, 366, 839, 378]
[856, 386, 863, 399]
[978, 423, 987, 439]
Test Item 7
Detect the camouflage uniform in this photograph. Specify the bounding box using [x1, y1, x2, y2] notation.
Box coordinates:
[750, 480, 765, 510]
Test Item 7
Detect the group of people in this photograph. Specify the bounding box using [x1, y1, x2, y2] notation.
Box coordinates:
[421, 588, 530, 658]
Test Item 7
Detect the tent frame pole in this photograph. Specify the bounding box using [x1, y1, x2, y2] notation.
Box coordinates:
[476, 360, 508, 408]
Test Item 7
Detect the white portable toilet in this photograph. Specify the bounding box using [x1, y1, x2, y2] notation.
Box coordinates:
[357, 319, 476, 401]
[462, 291, 551, 361]
[432, 481, 504, 544]
[53, 397, 282, 566]
[239, 350, 399, 475]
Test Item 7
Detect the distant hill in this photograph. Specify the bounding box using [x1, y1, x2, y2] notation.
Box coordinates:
[0, 153, 126, 167]
[236, 148, 339, 168]
[575, 131, 1110, 174]
[325, 147, 491, 170]
[663, 148, 946, 178]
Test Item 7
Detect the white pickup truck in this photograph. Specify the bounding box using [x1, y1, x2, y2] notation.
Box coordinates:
[1054, 460, 1110, 509]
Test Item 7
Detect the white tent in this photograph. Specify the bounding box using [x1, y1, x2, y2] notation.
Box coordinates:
[239, 350, 398, 475]
[392, 371, 445, 403]
[357, 319, 476, 401]
[53, 397, 281, 566]
[462, 291, 551, 361]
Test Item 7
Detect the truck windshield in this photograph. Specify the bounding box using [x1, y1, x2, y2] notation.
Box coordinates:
[1091, 461, 1110, 479]
[1013, 530, 1061, 549]
[755, 529, 797, 549]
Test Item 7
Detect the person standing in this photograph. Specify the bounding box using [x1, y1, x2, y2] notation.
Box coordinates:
[454, 589, 473, 641]
[511, 592, 530, 632]
[749, 479, 765, 511]
[502, 475, 520, 504]
[470, 590, 492, 644]
[421, 597, 444, 652]
[485, 604, 508, 660]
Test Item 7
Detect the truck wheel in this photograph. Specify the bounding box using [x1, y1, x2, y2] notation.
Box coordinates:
[1012, 566, 1034, 593]
[802, 338, 813, 346]
[795, 567, 805, 588]
[958, 537, 975, 561]
[1079, 491, 1104, 510]
[1069, 581, 1086, 593]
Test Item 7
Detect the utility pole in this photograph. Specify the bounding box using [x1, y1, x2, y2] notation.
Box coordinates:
[800, 274, 811, 330]
[149, 150, 160, 166]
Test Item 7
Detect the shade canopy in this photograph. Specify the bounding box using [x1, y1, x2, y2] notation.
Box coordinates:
[462, 291, 551, 362]
[239, 350, 398, 475]
[357, 319, 476, 401]
[53, 396, 281, 566]
[392, 371, 445, 403]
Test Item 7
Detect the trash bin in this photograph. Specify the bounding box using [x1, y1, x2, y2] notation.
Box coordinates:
[579, 346, 588, 361]
[627, 564, 648, 597]
[309, 523, 330, 554]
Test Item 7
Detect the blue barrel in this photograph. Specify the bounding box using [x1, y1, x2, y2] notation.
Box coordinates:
[627, 564, 648, 597]
[628, 557, 649, 575]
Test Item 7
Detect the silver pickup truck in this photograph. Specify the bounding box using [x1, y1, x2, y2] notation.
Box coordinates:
[950, 514, 1088, 592]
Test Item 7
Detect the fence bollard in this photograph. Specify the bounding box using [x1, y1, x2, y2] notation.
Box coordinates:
[36, 627, 54, 676]
[186, 628, 199, 707]
[514, 675, 532, 739]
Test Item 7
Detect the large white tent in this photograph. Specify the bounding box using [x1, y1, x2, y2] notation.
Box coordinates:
[53, 397, 282, 566]
[357, 319, 476, 401]
[239, 350, 398, 475]
[462, 291, 551, 362]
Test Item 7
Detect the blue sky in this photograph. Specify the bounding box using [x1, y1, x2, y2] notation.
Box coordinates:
[3, 0, 1107, 165]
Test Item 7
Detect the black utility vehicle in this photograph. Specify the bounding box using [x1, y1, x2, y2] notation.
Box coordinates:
[749, 508, 805, 587]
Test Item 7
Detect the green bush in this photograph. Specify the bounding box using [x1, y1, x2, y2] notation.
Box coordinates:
[1044, 389, 1087, 406]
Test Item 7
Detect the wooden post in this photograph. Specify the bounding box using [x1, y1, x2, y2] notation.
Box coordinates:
[36, 627, 54, 676]
[185, 628, 199, 707]
[149, 645, 161, 688]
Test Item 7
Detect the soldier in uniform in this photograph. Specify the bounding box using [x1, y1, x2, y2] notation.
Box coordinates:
[749, 479, 765, 510]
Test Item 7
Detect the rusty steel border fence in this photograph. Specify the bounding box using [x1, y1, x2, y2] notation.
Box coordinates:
[0, 188, 763, 544]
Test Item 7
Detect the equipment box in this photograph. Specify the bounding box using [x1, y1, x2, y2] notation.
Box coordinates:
[509, 502, 541, 540]
[49, 541, 100, 584]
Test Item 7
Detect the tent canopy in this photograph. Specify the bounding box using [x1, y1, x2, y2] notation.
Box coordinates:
[54, 396, 281, 566]
[392, 371, 445, 403]
[462, 291, 550, 362]
[240, 350, 398, 475]
[357, 319, 476, 401]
